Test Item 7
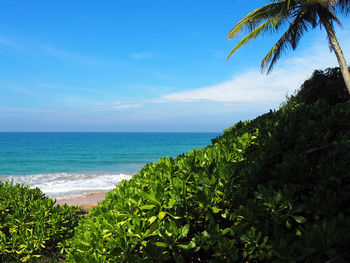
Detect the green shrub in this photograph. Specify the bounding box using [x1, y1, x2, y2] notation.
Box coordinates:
[293, 67, 350, 105]
[0, 181, 82, 262]
[66, 98, 350, 262]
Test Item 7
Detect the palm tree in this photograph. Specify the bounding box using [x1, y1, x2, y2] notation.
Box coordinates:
[227, 0, 350, 94]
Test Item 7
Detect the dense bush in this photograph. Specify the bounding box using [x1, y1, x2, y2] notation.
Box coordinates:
[66, 95, 350, 262]
[0, 181, 82, 262]
[293, 67, 350, 105]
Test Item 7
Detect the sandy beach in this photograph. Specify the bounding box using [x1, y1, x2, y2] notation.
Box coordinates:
[55, 192, 107, 213]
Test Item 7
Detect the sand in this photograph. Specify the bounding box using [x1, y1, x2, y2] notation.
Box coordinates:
[55, 192, 107, 215]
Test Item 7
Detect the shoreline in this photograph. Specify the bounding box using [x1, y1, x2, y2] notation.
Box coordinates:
[1, 172, 134, 201]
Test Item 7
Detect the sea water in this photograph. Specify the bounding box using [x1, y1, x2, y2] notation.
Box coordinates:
[0, 132, 219, 199]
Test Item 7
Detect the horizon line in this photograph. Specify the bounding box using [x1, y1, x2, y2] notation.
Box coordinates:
[0, 131, 222, 133]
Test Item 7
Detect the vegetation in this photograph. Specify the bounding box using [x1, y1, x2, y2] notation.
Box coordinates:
[294, 67, 350, 105]
[1, 68, 349, 262]
[226, 0, 350, 94]
[64, 68, 350, 262]
[0, 181, 82, 262]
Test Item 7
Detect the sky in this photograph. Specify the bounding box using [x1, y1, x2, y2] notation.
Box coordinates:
[0, 0, 349, 132]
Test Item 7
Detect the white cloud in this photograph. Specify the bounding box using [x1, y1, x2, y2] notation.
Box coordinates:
[0, 36, 18, 50]
[162, 71, 292, 103]
[37, 84, 69, 90]
[0, 106, 52, 113]
[7, 86, 38, 96]
[159, 36, 347, 104]
[94, 101, 121, 106]
[113, 104, 142, 110]
[130, 51, 153, 60]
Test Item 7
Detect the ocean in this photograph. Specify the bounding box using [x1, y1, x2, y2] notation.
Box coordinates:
[0, 132, 219, 199]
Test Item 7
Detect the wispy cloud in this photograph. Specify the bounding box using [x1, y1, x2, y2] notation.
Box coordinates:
[113, 104, 142, 110]
[54, 96, 142, 111]
[37, 84, 102, 94]
[130, 51, 153, 60]
[43, 46, 100, 66]
[94, 101, 121, 106]
[37, 84, 69, 90]
[161, 71, 291, 103]
[213, 49, 226, 59]
[0, 36, 27, 58]
[0, 106, 52, 113]
[158, 39, 343, 104]
[0, 36, 19, 50]
[6, 86, 38, 97]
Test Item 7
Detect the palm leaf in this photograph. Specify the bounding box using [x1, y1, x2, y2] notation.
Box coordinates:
[226, 16, 285, 60]
[227, 0, 349, 77]
[227, 0, 287, 39]
[262, 11, 308, 74]
[316, 4, 342, 27]
[336, 0, 350, 13]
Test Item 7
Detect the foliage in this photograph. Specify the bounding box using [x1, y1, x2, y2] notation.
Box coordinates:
[226, 0, 349, 74]
[66, 90, 350, 261]
[0, 181, 82, 262]
[292, 67, 350, 105]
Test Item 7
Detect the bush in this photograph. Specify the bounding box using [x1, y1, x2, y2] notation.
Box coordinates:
[0, 181, 82, 262]
[66, 98, 350, 262]
[293, 67, 350, 105]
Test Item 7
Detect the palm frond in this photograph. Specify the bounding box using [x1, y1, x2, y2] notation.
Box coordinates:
[227, 0, 348, 76]
[227, 0, 287, 39]
[262, 11, 308, 74]
[336, 0, 350, 13]
[317, 4, 343, 27]
[227, 16, 285, 60]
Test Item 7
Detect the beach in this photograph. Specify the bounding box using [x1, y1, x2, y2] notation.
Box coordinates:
[0, 132, 217, 201]
[55, 192, 107, 206]
[55, 192, 107, 215]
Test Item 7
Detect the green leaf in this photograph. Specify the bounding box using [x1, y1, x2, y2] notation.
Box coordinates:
[222, 228, 231, 235]
[141, 240, 148, 247]
[296, 229, 302, 236]
[285, 220, 292, 229]
[293, 216, 307, 224]
[140, 204, 156, 210]
[168, 199, 176, 208]
[156, 242, 167, 247]
[177, 241, 196, 250]
[180, 224, 190, 238]
[211, 207, 222, 213]
[158, 211, 166, 220]
[148, 216, 157, 224]
[139, 191, 160, 205]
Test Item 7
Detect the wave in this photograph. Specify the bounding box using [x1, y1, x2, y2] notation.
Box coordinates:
[0, 172, 133, 199]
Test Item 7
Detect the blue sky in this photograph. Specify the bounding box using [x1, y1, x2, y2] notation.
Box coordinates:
[0, 0, 349, 132]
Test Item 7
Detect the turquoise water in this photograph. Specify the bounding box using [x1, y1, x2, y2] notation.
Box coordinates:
[0, 132, 219, 198]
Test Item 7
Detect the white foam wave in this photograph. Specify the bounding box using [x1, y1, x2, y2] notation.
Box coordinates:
[0, 172, 133, 199]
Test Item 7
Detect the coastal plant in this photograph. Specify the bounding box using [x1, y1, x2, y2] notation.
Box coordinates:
[292, 67, 350, 105]
[0, 181, 82, 262]
[226, 0, 350, 94]
[66, 69, 350, 262]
